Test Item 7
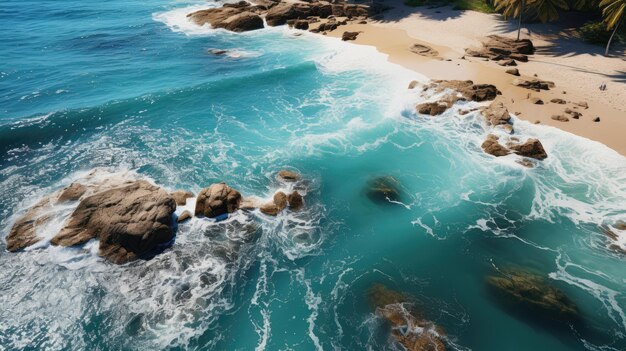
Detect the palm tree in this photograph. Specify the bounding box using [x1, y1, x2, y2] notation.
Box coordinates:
[600, 0, 625, 55]
[527, 0, 569, 22]
[494, 0, 527, 40]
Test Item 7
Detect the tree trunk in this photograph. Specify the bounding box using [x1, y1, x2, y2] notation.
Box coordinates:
[605, 18, 622, 56]
[517, 0, 525, 41]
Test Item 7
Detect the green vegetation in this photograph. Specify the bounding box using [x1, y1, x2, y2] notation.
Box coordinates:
[404, 0, 495, 13]
[581, 21, 613, 44]
[600, 0, 625, 54]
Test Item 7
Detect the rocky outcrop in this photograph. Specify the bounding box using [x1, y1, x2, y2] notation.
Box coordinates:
[513, 78, 555, 91]
[259, 189, 304, 216]
[431, 80, 500, 102]
[278, 169, 300, 182]
[266, 2, 333, 26]
[507, 138, 547, 160]
[416, 101, 450, 116]
[465, 35, 534, 62]
[187, 3, 264, 32]
[481, 101, 511, 127]
[51, 180, 177, 264]
[487, 269, 578, 322]
[342, 31, 359, 41]
[170, 190, 194, 206]
[481, 134, 510, 157]
[58, 183, 87, 202]
[365, 176, 403, 204]
[369, 284, 448, 351]
[288, 191, 304, 210]
[195, 183, 242, 218]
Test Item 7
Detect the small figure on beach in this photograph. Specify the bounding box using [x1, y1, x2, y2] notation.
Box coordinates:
[599, 82, 607, 91]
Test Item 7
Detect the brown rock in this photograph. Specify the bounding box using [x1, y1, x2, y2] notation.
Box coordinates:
[408, 80, 419, 89]
[481, 134, 510, 157]
[273, 191, 288, 210]
[575, 101, 589, 109]
[342, 31, 360, 41]
[260, 203, 281, 216]
[432, 80, 500, 102]
[278, 170, 300, 182]
[551, 115, 569, 122]
[513, 78, 554, 91]
[6, 197, 54, 251]
[593, 116, 600, 122]
[416, 101, 449, 116]
[177, 210, 192, 223]
[497, 59, 516, 66]
[195, 183, 242, 218]
[170, 190, 194, 206]
[550, 98, 566, 104]
[530, 97, 543, 105]
[465, 35, 534, 61]
[187, 6, 264, 32]
[288, 191, 304, 210]
[505, 68, 520, 76]
[51, 180, 176, 264]
[58, 183, 87, 202]
[508, 138, 547, 160]
[481, 101, 511, 126]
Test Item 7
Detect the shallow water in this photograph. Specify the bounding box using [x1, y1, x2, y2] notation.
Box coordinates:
[1, 0, 626, 350]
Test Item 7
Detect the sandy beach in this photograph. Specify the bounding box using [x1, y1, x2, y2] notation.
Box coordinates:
[322, 0, 626, 155]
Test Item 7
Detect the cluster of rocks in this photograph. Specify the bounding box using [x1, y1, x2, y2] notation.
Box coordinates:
[412, 79, 501, 116]
[6, 169, 306, 264]
[465, 35, 534, 64]
[187, 0, 376, 33]
[368, 284, 448, 351]
[513, 78, 555, 91]
[481, 134, 548, 166]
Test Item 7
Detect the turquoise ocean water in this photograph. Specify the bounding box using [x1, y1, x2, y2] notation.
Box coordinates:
[1, 1, 626, 350]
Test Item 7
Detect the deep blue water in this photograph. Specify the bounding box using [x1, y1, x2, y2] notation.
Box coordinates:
[1, 1, 626, 350]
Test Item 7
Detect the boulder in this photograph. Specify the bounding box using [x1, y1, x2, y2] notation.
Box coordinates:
[416, 102, 449, 116]
[260, 203, 281, 216]
[195, 183, 242, 218]
[187, 6, 263, 32]
[481, 134, 510, 157]
[291, 19, 309, 30]
[222, 12, 264, 32]
[51, 180, 176, 264]
[277, 170, 300, 182]
[508, 138, 547, 160]
[288, 191, 304, 210]
[170, 190, 194, 206]
[513, 78, 554, 91]
[487, 269, 578, 322]
[432, 80, 500, 102]
[505, 68, 520, 76]
[550, 98, 566, 104]
[273, 191, 288, 210]
[481, 101, 511, 126]
[342, 31, 359, 41]
[365, 176, 403, 203]
[465, 35, 534, 61]
[177, 210, 192, 223]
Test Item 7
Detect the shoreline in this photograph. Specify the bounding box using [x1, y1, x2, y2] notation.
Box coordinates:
[318, 7, 626, 156]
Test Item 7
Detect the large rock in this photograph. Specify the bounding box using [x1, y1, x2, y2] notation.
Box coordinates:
[481, 134, 510, 157]
[51, 180, 176, 264]
[465, 35, 534, 61]
[416, 101, 450, 116]
[487, 269, 578, 322]
[187, 5, 264, 32]
[288, 191, 304, 210]
[508, 138, 547, 160]
[512, 78, 555, 91]
[278, 169, 300, 182]
[431, 80, 500, 102]
[481, 101, 511, 126]
[195, 183, 242, 218]
[266, 2, 332, 26]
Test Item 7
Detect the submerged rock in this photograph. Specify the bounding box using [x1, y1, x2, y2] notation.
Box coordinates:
[368, 284, 448, 351]
[365, 176, 403, 203]
[51, 180, 177, 264]
[195, 183, 242, 218]
[486, 269, 578, 322]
